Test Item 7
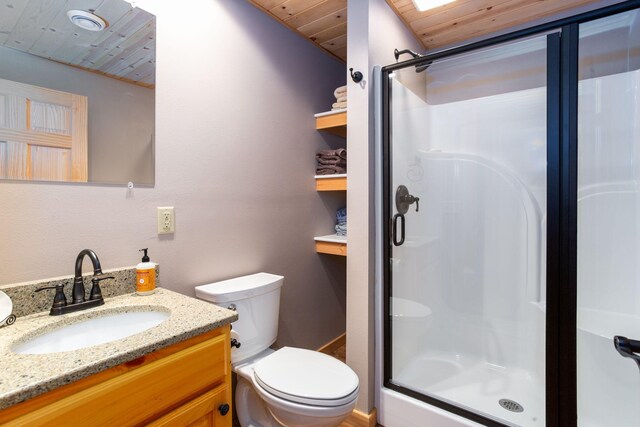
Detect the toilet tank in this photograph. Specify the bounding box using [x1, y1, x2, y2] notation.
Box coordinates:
[195, 272, 283, 364]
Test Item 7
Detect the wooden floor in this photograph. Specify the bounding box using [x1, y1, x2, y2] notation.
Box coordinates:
[331, 342, 346, 363]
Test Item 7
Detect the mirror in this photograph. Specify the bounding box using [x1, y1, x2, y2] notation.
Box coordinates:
[0, 0, 155, 185]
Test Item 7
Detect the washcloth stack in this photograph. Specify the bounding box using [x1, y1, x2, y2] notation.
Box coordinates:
[316, 148, 347, 175]
[332, 85, 347, 110]
[335, 208, 347, 236]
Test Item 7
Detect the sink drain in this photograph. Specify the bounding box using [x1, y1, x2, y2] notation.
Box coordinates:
[499, 399, 524, 413]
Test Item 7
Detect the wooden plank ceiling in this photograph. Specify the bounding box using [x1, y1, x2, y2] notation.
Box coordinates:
[248, 0, 603, 62]
[387, 0, 603, 50]
[0, 0, 155, 88]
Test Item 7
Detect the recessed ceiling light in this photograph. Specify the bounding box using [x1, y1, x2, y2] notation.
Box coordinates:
[67, 10, 108, 32]
[412, 0, 456, 12]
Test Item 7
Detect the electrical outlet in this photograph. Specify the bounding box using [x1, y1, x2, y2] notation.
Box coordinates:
[157, 207, 175, 234]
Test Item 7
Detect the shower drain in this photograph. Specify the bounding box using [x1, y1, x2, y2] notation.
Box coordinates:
[499, 399, 524, 413]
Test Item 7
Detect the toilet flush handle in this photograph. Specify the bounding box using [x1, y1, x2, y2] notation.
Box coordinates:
[231, 338, 241, 349]
[227, 304, 236, 311]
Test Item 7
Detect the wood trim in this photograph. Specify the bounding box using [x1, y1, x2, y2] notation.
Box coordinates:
[317, 333, 346, 355]
[319, 337, 376, 427]
[70, 94, 88, 182]
[57, 61, 156, 90]
[316, 176, 347, 191]
[0, 78, 75, 106]
[340, 407, 377, 427]
[0, 128, 72, 149]
[222, 324, 233, 427]
[316, 110, 347, 137]
[25, 144, 31, 180]
[315, 240, 347, 256]
[316, 110, 347, 129]
[0, 327, 228, 424]
[25, 98, 31, 130]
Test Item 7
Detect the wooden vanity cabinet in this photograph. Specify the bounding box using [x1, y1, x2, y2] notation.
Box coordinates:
[149, 385, 229, 427]
[0, 326, 232, 427]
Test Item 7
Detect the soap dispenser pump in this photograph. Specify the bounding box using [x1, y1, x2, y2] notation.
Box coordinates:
[136, 248, 156, 295]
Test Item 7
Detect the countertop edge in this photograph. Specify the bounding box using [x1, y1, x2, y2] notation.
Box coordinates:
[0, 289, 237, 410]
[10, 321, 230, 406]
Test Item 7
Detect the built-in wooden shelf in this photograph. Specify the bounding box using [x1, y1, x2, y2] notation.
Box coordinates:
[314, 234, 347, 257]
[315, 174, 346, 191]
[314, 110, 346, 256]
[315, 110, 347, 137]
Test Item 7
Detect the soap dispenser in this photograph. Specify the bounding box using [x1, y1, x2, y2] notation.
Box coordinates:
[136, 248, 156, 295]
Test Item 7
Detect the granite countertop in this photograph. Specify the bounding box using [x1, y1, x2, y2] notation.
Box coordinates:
[0, 288, 238, 410]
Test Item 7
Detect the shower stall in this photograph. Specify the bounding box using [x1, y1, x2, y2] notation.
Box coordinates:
[376, 2, 640, 426]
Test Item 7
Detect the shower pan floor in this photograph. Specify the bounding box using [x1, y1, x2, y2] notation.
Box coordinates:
[393, 351, 543, 427]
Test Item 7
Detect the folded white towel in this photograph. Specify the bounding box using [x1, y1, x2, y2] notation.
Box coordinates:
[336, 95, 347, 103]
[333, 85, 347, 98]
[332, 101, 347, 109]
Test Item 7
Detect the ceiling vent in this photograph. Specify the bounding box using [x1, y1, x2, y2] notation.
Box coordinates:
[67, 10, 108, 32]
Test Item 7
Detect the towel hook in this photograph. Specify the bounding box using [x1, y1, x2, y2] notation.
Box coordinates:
[349, 68, 363, 83]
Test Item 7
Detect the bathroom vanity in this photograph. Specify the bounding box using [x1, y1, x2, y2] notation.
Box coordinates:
[0, 289, 237, 426]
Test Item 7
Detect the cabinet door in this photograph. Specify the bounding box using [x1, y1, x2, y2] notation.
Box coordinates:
[0, 77, 88, 182]
[1, 333, 228, 426]
[149, 385, 231, 427]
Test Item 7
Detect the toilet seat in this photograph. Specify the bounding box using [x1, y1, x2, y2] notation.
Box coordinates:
[253, 347, 359, 407]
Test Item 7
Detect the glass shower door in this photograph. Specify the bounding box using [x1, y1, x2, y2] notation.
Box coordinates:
[577, 8, 640, 426]
[386, 34, 549, 426]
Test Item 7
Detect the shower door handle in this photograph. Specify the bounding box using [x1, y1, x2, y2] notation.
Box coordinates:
[393, 185, 419, 247]
[614, 336, 640, 371]
[396, 185, 420, 214]
[392, 213, 405, 246]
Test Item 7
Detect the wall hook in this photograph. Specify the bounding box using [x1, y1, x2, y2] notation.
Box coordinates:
[349, 68, 363, 83]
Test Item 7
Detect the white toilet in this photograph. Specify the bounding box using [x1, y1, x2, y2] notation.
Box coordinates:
[195, 272, 359, 427]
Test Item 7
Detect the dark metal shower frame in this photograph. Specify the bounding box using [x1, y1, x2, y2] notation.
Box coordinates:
[381, 1, 640, 426]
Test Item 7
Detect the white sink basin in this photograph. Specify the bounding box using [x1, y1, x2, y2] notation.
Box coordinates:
[12, 310, 170, 355]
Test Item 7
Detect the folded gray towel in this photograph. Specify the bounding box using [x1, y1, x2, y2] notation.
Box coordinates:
[317, 149, 347, 160]
[317, 157, 346, 166]
[316, 149, 347, 174]
[316, 165, 347, 175]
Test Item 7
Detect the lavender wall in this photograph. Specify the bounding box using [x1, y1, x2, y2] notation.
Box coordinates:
[0, 0, 346, 350]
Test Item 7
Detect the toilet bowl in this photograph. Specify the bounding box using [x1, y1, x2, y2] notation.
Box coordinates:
[196, 273, 359, 427]
[235, 348, 358, 427]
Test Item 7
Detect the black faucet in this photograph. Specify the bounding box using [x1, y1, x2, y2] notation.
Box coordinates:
[73, 249, 103, 303]
[36, 249, 113, 315]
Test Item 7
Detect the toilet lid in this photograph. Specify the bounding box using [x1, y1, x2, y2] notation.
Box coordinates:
[253, 347, 359, 406]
